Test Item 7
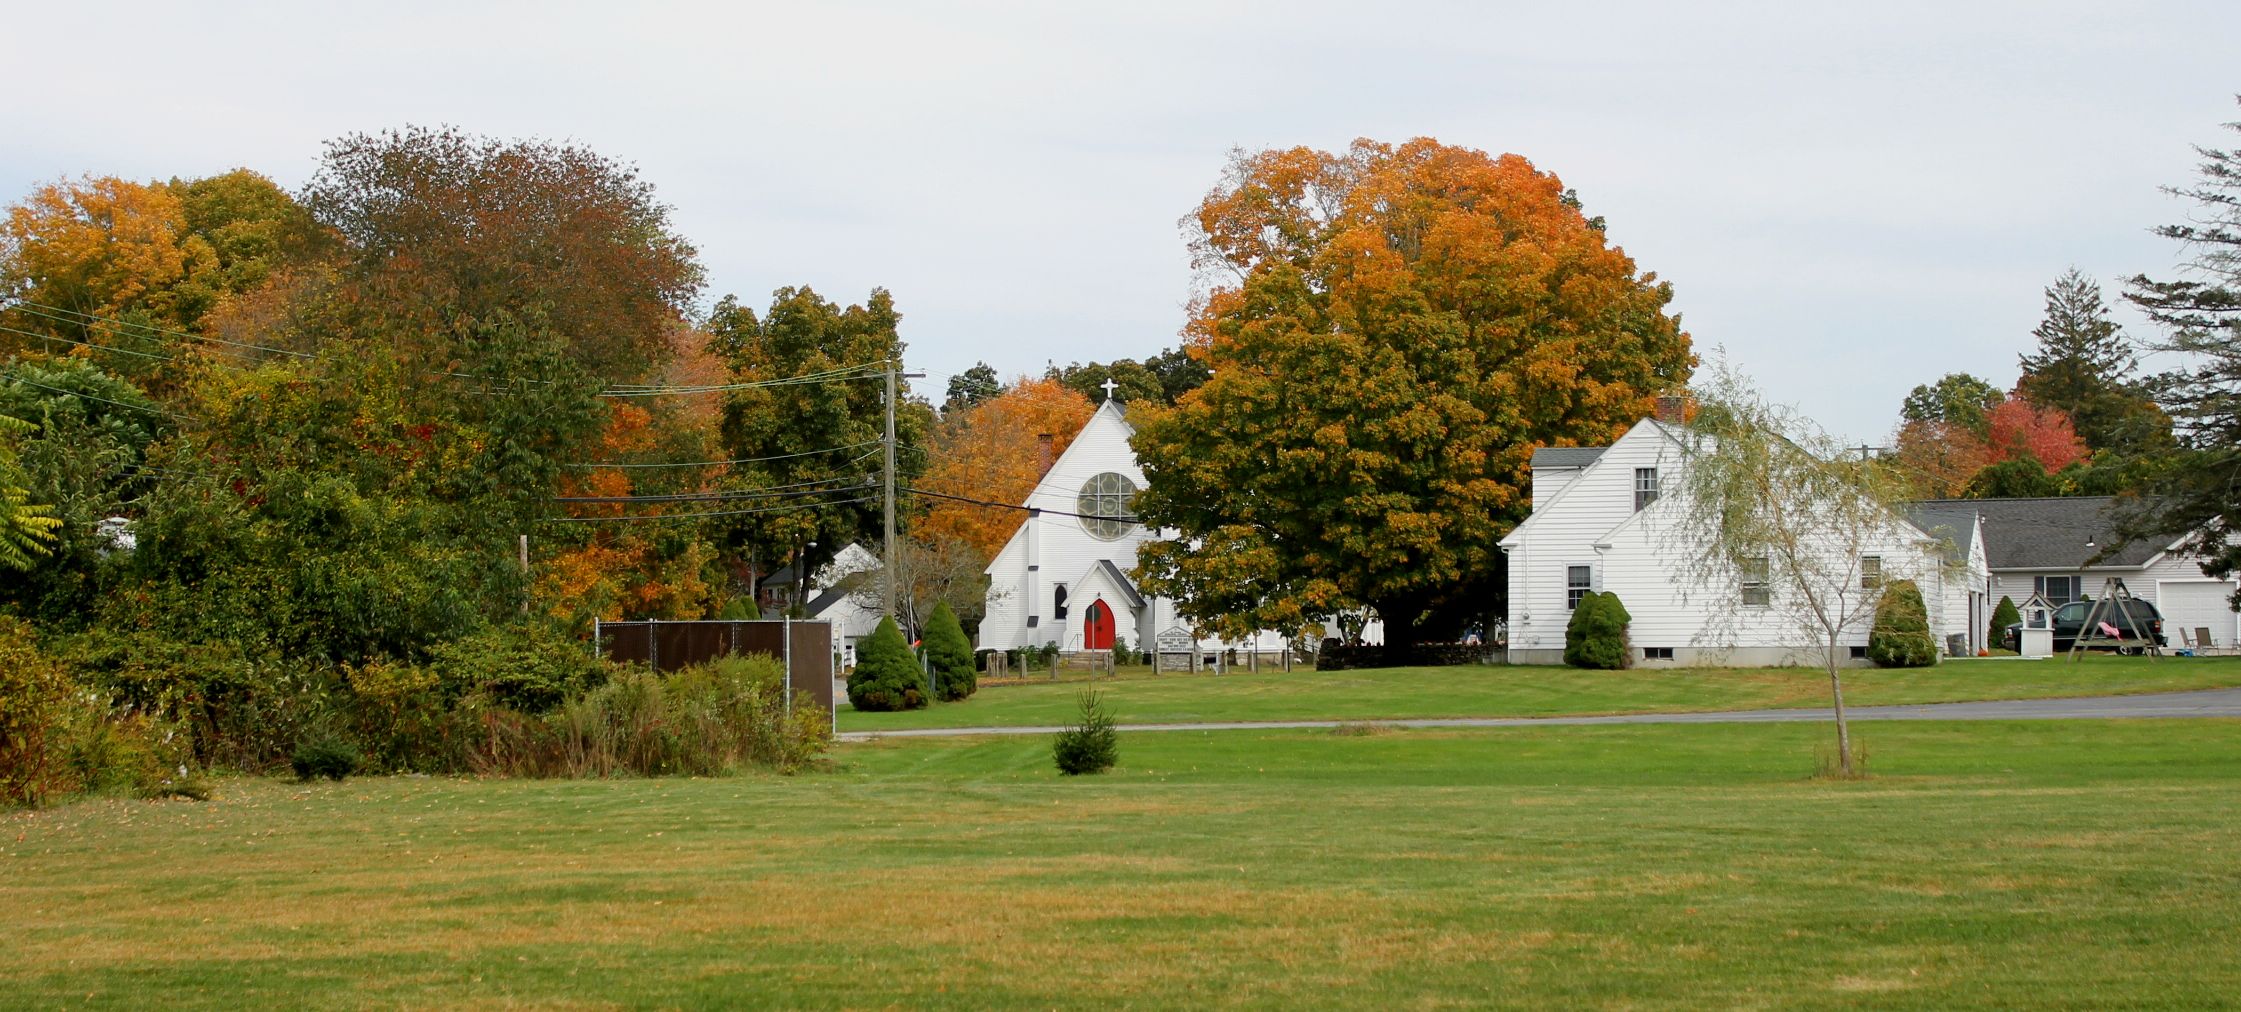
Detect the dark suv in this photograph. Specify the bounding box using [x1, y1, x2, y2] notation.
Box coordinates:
[2002, 599, 2167, 654]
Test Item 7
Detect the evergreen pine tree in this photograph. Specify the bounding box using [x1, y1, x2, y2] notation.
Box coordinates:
[2125, 101, 2241, 602]
[922, 600, 976, 701]
[1990, 595, 2021, 651]
[2018, 269, 2171, 455]
[847, 616, 925, 711]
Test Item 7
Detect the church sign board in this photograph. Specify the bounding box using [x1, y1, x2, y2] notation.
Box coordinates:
[1154, 626, 1198, 673]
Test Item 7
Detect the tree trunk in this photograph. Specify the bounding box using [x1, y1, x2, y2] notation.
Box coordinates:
[1826, 632, 1853, 776]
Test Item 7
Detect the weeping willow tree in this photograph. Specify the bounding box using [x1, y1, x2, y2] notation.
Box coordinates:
[1663, 362, 1937, 777]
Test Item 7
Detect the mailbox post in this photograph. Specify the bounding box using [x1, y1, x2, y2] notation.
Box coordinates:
[2019, 592, 2055, 658]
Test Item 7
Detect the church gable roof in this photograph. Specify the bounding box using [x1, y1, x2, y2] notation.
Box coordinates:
[1074, 558, 1147, 610]
[1024, 398, 1142, 513]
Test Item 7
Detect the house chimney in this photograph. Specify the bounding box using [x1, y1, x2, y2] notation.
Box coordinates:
[1653, 395, 1691, 425]
[1037, 433, 1055, 476]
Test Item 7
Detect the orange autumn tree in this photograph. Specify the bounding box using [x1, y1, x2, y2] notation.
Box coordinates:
[1985, 396, 2088, 473]
[916, 376, 1095, 558]
[1133, 138, 1694, 654]
[538, 400, 724, 621]
[1888, 419, 1996, 498]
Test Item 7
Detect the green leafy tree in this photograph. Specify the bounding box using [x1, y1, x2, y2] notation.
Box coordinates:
[0, 415, 61, 572]
[303, 125, 705, 382]
[942, 362, 1001, 414]
[2123, 100, 2241, 607]
[921, 600, 975, 701]
[712, 287, 927, 586]
[1900, 373, 2003, 435]
[1866, 580, 1938, 668]
[847, 615, 924, 711]
[1563, 591, 1632, 669]
[1134, 139, 1693, 656]
[2017, 269, 2173, 457]
[1048, 358, 1164, 405]
[0, 360, 166, 620]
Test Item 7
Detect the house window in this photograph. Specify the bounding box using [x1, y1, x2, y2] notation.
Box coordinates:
[1849, 645, 1870, 660]
[1634, 468, 1660, 511]
[1643, 647, 1674, 660]
[1740, 557, 1771, 607]
[1566, 566, 1592, 610]
[2035, 575, 2075, 605]
[1860, 556, 1882, 590]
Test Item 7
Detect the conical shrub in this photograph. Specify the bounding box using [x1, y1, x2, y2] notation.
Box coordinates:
[1868, 579, 1938, 668]
[923, 601, 976, 701]
[848, 616, 926, 711]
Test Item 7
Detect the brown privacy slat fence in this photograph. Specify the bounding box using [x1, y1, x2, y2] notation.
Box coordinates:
[593, 619, 837, 729]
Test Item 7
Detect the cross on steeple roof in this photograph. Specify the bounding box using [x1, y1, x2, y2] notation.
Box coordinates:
[1100, 377, 1119, 402]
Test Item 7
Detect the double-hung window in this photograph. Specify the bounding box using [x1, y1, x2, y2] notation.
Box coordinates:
[1566, 566, 1592, 610]
[1860, 556, 1882, 590]
[1740, 557, 1771, 607]
[1634, 468, 1660, 511]
[2035, 575, 2075, 605]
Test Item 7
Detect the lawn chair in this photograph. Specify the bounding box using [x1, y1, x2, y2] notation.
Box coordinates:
[2197, 627, 2231, 657]
[2176, 628, 2197, 656]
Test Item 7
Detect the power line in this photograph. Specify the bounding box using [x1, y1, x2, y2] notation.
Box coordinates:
[555, 477, 875, 505]
[902, 485, 1139, 524]
[540, 494, 880, 523]
[566, 439, 881, 470]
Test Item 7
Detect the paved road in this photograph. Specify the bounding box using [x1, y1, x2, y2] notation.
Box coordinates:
[837, 687, 2241, 740]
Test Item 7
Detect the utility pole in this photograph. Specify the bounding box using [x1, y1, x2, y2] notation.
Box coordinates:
[881, 361, 926, 623]
[883, 361, 898, 619]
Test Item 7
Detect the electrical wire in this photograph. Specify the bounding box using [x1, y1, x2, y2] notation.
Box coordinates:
[566, 439, 881, 469]
[903, 485, 1138, 524]
[540, 494, 880, 523]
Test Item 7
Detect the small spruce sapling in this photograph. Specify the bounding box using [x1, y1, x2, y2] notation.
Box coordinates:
[1052, 690, 1118, 775]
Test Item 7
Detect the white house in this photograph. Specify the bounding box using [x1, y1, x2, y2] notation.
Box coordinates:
[1499, 417, 1986, 666]
[978, 395, 1294, 656]
[798, 543, 883, 669]
[1917, 496, 2241, 649]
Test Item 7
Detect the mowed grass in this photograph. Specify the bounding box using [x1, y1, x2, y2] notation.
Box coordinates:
[840, 652, 2241, 731]
[7, 719, 2241, 1008]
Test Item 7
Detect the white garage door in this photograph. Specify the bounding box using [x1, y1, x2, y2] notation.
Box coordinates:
[2158, 580, 2241, 650]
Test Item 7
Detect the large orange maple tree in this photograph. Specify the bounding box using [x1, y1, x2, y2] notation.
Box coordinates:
[1133, 138, 1695, 651]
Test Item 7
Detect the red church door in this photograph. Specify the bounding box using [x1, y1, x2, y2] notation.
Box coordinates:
[1083, 600, 1115, 650]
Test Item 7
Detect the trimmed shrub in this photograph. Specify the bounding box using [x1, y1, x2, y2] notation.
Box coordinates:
[923, 601, 976, 701]
[1869, 579, 1939, 668]
[290, 733, 360, 781]
[1053, 690, 1117, 775]
[1564, 591, 1633, 669]
[1990, 595, 2020, 650]
[718, 596, 761, 620]
[848, 616, 925, 711]
[430, 622, 612, 714]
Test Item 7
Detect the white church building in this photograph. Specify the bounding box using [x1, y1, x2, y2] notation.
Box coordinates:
[977, 394, 1293, 656]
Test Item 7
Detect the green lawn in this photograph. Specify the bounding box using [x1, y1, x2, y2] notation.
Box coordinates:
[7, 719, 2241, 1007]
[840, 653, 2241, 731]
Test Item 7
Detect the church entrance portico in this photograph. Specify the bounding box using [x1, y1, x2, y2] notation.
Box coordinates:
[1083, 599, 1115, 650]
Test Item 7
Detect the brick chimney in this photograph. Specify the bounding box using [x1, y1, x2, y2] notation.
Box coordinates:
[1037, 433, 1055, 476]
[1653, 395, 1691, 425]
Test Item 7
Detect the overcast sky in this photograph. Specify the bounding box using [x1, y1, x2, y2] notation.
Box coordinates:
[4, 1, 2236, 443]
